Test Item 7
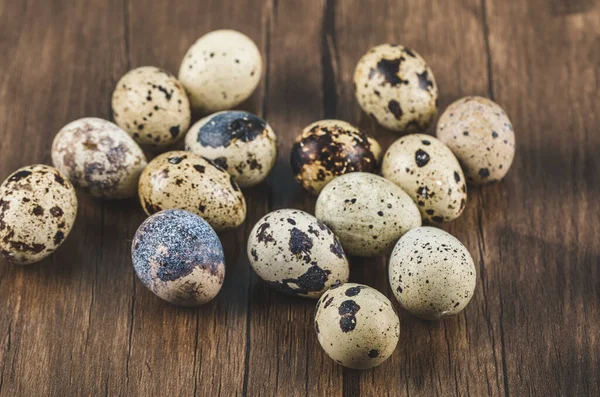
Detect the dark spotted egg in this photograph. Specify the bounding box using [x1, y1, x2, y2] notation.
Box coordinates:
[0, 165, 77, 265]
[51, 118, 148, 199]
[389, 227, 476, 320]
[178, 30, 262, 114]
[138, 151, 246, 232]
[315, 172, 421, 257]
[437, 96, 516, 185]
[132, 209, 225, 306]
[314, 283, 400, 369]
[354, 44, 438, 132]
[247, 209, 349, 298]
[290, 120, 382, 195]
[185, 111, 277, 188]
[381, 134, 467, 223]
[112, 66, 191, 150]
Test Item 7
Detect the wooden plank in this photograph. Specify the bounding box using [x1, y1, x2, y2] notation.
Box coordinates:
[0, 0, 130, 395]
[333, 0, 509, 396]
[122, 0, 269, 395]
[483, 0, 600, 396]
[243, 1, 344, 396]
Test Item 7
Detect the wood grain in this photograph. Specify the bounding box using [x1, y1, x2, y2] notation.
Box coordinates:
[0, 0, 598, 395]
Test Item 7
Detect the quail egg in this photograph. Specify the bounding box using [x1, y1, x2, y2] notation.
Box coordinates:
[178, 29, 262, 114]
[354, 44, 438, 132]
[112, 66, 191, 149]
[185, 111, 277, 188]
[51, 118, 148, 199]
[389, 227, 476, 320]
[0, 165, 77, 265]
[247, 209, 349, 298]
[290, 119, 382, 195]
[436, 96, 515, 185]
[138, 151, 246, 231]
[314, 283, 400, 369]
[132, 209, 225, 306]
[315, 173, 421, 257]
[381, 134, 467, 223]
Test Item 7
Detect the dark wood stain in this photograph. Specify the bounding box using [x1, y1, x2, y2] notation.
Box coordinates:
[0, 0, 597, 396]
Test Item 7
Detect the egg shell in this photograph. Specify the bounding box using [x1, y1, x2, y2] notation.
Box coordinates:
[290, 119, 382, 195]
[138, 151, 246, 231]
[185, 111, 277, 188]
[178, 30, 262, 114]
[132, 209, 225, 306]
[381, 134, 467, 223]
[314, 283, 400, 369]
[0, 165, 77, 265]
[436, 96, 516, 185]
[315, 172, 421, 257]
[51, 118, 148, 199]
[247, 209, 349, 298]
[389, 227, 476, 321]
[354, 44, 438, 132]
[112, 66, 191, 149]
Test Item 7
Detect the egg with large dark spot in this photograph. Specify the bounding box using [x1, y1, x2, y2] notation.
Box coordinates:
[185, 111, 277, 188]
[354, 44, 438, 132]
[138, 151, 246, 231]
[314, 283, 400, 369]
[51, 118, 147, 199]
[436, 96, 515, 185]
[247, 209, 349, 298]
[0, 165, 77, 265]
[178, 30, 262, 114]
[315, 173, 421, 257]
[132, 209, 225, 306]
[112, 66, 191, 150]
[290, 120, 382, 195]
[389, 227, 476, 320]
[381, 134, 467, 223]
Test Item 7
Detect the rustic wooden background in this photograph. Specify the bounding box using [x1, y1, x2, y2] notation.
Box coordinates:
[0, 0, 598, 395]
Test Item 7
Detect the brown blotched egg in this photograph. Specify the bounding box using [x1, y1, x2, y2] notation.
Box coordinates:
[354, 44, 438, 132]
[0, 165, 77, 265]
[132, 209, 225, 306]
[315, 173, 421, 257]
[381, 134, 467, 223]
[247, 209, 349, 298]
[314, 283, 400, 369]
[112, 66, 191, 149]
[290, 119, 382, 195]
[436, 96, 516, 185]
[138, 151, 246, 231]
[185, 111, 277, 188]
[51, 118, 148, 199]
[389, 227, 476, 321]
[178, 30, 262, 114]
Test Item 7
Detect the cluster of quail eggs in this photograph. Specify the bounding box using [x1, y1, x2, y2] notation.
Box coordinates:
[0, 31, 515, 371]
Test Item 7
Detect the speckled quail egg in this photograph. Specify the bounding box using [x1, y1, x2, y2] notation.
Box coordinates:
[381, 134, 467, 223]
[185, 111, 277, 188]
[354, 44, 438, 132]
[0, 165, 77, 265]
[314, 283, 400, 369]
[51, 118, 147, 199]
[247, 209, 349, 298]
[132, 209, 224, 306]
[138, 151, 246, 231]
[290, 120, 382, 195]
[436, 96, 515, 185]
[178, 29, 262, 114]
[112, 66, 191, 149]
[389, 227, 476, 321]
[315, 173, 421, 257]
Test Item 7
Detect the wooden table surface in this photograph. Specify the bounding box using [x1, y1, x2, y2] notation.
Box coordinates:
[0, 0, 598, 396]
